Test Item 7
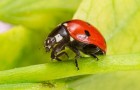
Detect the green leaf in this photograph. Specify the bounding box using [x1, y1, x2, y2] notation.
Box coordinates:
[71, 0, 140, 90]
[69, 71, 140, 90]
[0, 0, 81, 29]
[0, 82, 66, 90]
[0, 0, 81, 70]
[74, 0, 140, 54]
[0, 24, 51, 70]
[0, 54, 140, 84]
[0, 26, 30, 70]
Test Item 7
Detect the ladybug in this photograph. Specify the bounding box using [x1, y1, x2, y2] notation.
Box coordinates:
[44, 19, 106, 70]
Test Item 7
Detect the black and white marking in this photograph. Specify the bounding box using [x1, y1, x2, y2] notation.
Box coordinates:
[55, 34, 63, 42]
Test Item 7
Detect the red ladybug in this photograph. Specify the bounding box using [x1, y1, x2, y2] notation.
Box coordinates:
[45, 19, 106, 70]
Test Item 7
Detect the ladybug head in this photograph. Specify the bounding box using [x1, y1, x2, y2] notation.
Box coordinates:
[44, 37, 56, 52]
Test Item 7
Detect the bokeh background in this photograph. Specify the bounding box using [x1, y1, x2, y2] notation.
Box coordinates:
[0, 0, 81, 70]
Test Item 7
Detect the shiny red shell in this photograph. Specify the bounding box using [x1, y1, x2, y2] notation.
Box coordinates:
[65, 19, 106, 53]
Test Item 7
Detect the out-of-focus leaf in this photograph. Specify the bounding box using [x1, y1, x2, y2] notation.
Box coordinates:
[0, 26, 30, 70]
[0, 0, 81, 29]
[69, 71, 140, 90]
[74, 0, 140, 54]
[0, 0, 81, 70]
[70, 0, 140, 90]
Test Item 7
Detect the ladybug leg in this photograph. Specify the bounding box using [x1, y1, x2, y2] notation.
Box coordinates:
[54, 52, 69, 61]
[90, 53, 99, 60]
[68, 44, 80, 70]
[75, 58, 79, 70]
[51, 41, 67, 61]
[89, 47, 102, 60]
[55, 57, 62, 61]
[73, 49, 80, 70]
[56, 52, 69, 58]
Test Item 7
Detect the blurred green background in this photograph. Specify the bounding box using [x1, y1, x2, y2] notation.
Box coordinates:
[0, 0, 140, 90]
[0, 0, 81, 70]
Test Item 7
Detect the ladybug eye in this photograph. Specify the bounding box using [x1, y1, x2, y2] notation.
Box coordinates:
[85, 30, 90, 36]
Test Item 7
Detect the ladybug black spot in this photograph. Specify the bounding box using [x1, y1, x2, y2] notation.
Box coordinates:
[85, 30, 90, 36]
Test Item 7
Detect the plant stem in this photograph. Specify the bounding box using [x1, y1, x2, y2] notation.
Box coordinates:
[0, 54, 140, 84]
